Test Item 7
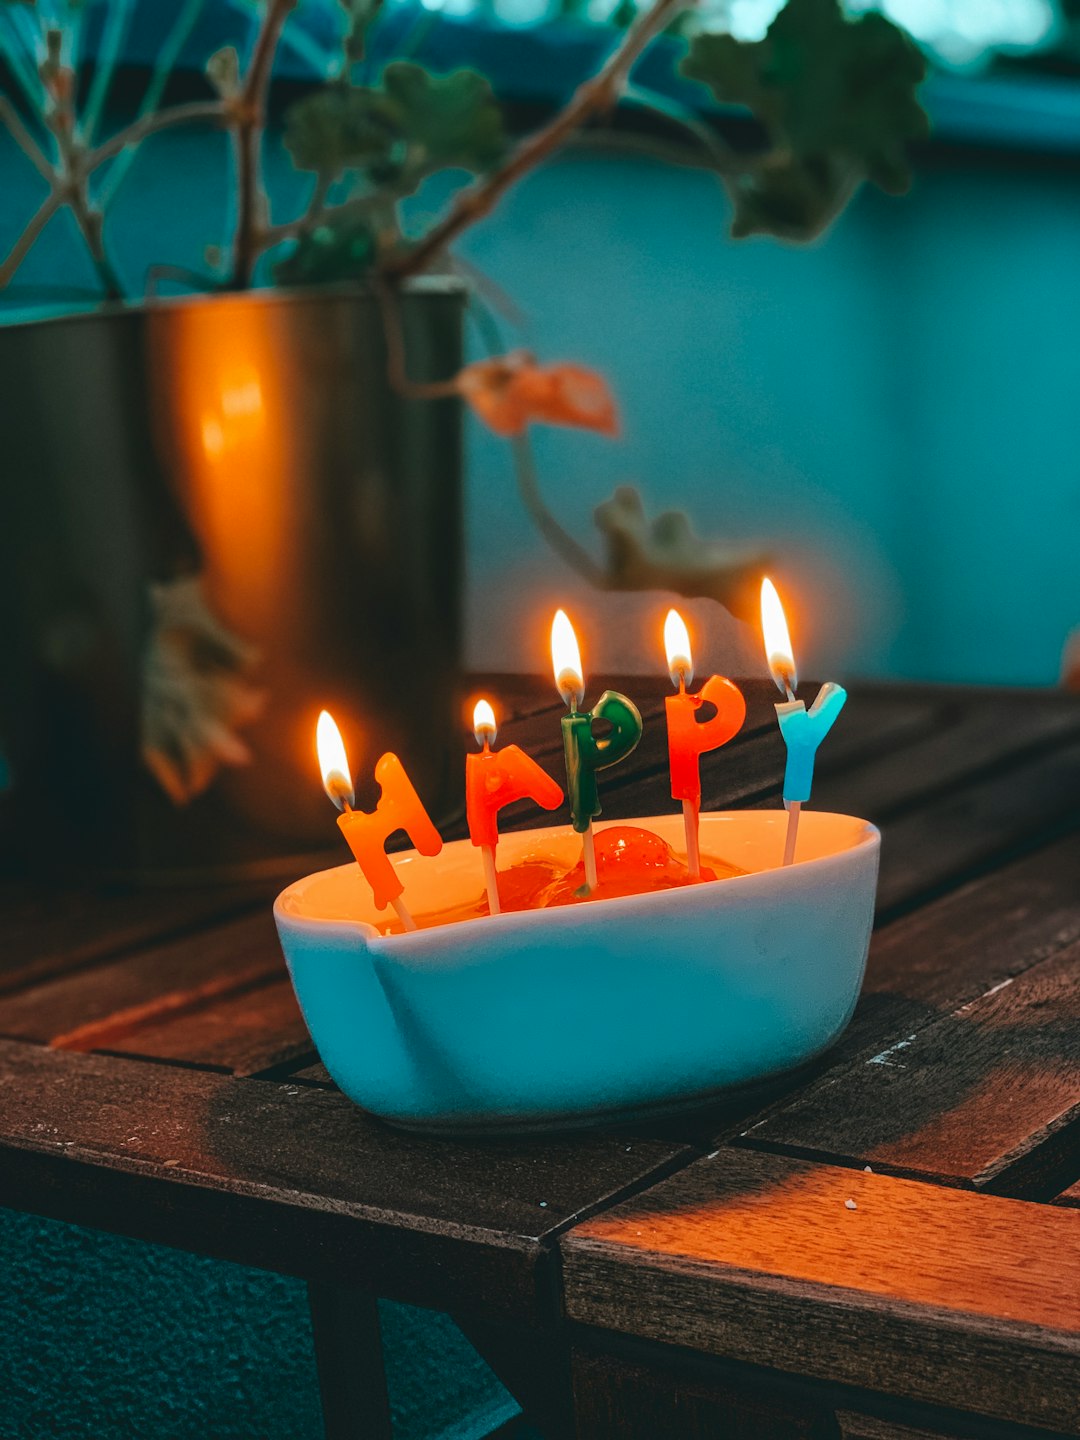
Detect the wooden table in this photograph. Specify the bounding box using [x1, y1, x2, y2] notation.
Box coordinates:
[2, 678, 1078, 1440]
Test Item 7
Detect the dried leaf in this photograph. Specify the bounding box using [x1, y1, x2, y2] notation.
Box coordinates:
[457, 352, 618, 437]
[1062, 629, 1080, 692]
[141, 576, 265, 806]
[593, 486, 766, 618]
[205, 46, 240, 99]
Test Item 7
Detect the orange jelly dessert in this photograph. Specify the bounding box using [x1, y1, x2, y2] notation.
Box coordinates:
[375, 827, 746, 933]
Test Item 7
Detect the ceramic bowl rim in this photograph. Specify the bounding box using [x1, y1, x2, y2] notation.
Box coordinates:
[274, 809, 881, 949]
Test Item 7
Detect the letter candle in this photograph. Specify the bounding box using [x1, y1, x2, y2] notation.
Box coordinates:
[662, 609, 746, 877]
[316, 709, 443, 931]
[760, 579, 847, 867]
[551, 609, 643, 894]
[466, 698, 563, 915]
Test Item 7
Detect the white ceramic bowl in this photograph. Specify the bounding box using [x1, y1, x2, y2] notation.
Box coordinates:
[274, 811, 879, 1134]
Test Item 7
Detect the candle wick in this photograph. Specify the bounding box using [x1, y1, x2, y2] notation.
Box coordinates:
[341, 798, 353, 813]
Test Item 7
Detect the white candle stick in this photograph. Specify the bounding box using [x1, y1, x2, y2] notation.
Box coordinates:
[682, 799, 701, 879]
[390, 895, 417, 932]
[782, 800, 801, 868]
[481, 844, 501, 915]
[582, 824, 598, 893]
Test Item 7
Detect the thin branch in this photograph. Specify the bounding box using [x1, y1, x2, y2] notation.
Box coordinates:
[86, 100, 229, 175]
[0, 187, 67, 289]
[230, 0, 298, 288]
[0, 96, 56, 184]
[376, 279, 460, 400]
[383, 0, 689, 281]
[97, 0, 210, 208]
[511, 432, 606, 587]
[81, 0, 136, 145]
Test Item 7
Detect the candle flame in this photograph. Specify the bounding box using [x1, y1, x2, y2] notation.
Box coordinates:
[473, 698, 498, 748]
[663, 608, 694, 689]
[551, 609, 585, 710]
[760, 577, 797, 697]
[316, 709, 355, 810]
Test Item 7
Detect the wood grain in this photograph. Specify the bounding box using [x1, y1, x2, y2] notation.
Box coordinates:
[834, 1413, 963, 1440]
[0, 878, 271, 996]
[0, 1038, 692, 1321]
[871, 734, 1080, 916]
[0, 911, 282, 1049]
[562, 1149, 1080, 1431]
[743, 945, 1080, 1196]
[102, 975, 310, 1076]
[570, 1347, 835, 1440]
[814, 699, 1080, 822]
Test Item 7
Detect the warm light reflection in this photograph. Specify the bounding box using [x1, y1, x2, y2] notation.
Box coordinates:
[663, 609, 694, 689]
[316, 709, 354, 810]
[551, 609, 585, 709]
[761, 577, 797, 697]
[473, 698, 498, 748]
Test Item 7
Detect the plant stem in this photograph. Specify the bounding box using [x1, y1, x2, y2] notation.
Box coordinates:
[86, 100, 229, 175]
[384, 0, 689, 280]
[0, 96, 55, 184]
[230, 0, 298, 289]
[511, 431, 605, 586]
[97, 0, 211, 208]
[376, 279, 460, 400]
[0, 187, 67, 288]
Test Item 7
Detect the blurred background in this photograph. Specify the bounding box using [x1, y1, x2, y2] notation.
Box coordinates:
[2, 0, 1078, 686]
[1, 3, 1078, 1438]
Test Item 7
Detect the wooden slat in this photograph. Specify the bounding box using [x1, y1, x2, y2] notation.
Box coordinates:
[0, 878, 271, 996]
[1054, 1179, 1080, 1209]
[561, 1149, 1080, 1433]
[0, 1038, 693, 1323]
[743, 945, 1080, 1196]
[872, 735, 1080, 915]
[570, 1347, 834, 1440]
[707, 831, 1080, 1150]
[103, 975, 309, 1076]
[815, 699, 1080, 821]
[0, 911, 282, 1049]
[834, 1413, 962, 1440]
[308, 1282, 393, 1440]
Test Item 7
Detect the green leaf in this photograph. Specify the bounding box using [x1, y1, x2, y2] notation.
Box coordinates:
[273, 213, 377, 286]
[283, 84, 398, 178]
[381, 62, 506, 172]
[339, 0, 384, 64]
[283, 65, 505, 182]
[682, 0, 929, 239]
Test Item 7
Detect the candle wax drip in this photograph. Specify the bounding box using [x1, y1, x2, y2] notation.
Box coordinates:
[373, 828, 746, 935]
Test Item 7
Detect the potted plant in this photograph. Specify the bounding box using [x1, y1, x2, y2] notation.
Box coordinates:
[0, 0, 927, 878]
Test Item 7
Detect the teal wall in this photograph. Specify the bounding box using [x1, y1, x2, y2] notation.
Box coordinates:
[3, 124, 1077, 685]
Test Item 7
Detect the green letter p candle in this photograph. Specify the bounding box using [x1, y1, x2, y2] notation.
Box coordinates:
[561, 689, 643, 833]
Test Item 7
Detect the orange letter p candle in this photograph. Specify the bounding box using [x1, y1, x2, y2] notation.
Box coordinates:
[663, 609, 745, 876]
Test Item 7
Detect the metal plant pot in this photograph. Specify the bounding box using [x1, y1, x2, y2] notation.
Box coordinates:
[0, 280, 465, 881]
